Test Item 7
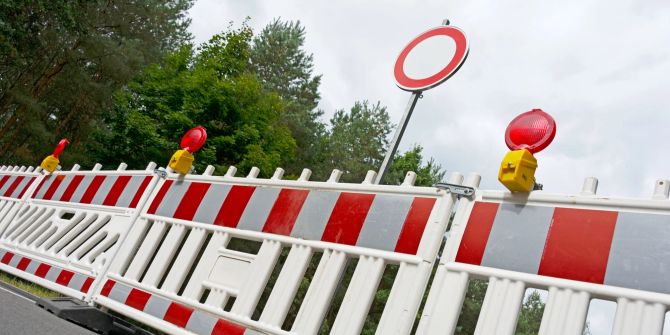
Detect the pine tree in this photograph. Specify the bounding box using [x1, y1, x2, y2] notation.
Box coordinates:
[250, 18, 324, 177]
[0, 0, 193, 166]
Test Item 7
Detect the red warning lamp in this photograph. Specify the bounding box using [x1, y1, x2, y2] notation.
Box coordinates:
[40, 138, 70, 173]
[180, 126, 207, 153]
[52, 138, 70, 158]
[499, 109, 556, 192]
[505, 109, 556, 154]
[169, 126, 207, 174]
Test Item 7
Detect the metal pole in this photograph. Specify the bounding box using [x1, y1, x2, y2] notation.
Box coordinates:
[375, 91, 422, 184]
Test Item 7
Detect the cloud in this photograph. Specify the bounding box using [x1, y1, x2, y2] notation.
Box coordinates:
[188, 0, 670, 198]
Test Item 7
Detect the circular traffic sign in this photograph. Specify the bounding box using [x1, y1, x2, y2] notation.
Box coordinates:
[394, 25, 469, 91]
[505, 109, 556, 154]
[181, 126, 207, 153]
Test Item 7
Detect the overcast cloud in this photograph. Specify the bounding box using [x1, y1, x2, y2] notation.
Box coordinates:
[189, 0, 670, 198]
[188, 1, 670, 333]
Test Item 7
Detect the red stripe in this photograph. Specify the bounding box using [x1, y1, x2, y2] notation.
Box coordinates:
[0, 175, 10, 190]
[164, 302, 193, 328]
[79, 176, 106, 204]
[17, 177, 35, 198]
[1, 252, 14, 264]
[4, 176, 24, 197]
[35, 264, 51, 278]
[102, 176, 132, 206]
[321, 193, 375, 245]
[100, 280, 116, 297]
[213, 186, 256, 228]
[147, 180, 174, 214]
[55, 270, 74, 286]
[31, 176, 49, 198]
[60, 175, 84, 202]
[125, 288, 152, 311]
[42, 175, 66, 200]
[211, 319, 246, 335]
[538, 207, 618, 284]
[173, 182, 211, 221]
[454, 202, 500, 265]
[394, 197, 437, 254]
[17, 257, 31, 271]
[129, 176, 152, 209]
[263, 189, 309, 235]
[80, 277, 94, 293]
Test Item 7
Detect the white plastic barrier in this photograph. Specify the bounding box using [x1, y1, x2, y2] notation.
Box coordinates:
[93, 167, 463, 335]
[0, 165, 40, 234]
[0, 163, 159, 300]
[417, 178, 670, 335]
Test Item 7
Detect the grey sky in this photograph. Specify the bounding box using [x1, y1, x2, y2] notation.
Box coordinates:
[188, 3, 670, 332]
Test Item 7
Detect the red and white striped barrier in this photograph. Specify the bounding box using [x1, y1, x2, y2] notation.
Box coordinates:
[417, 178, 670, 335]
[93, 166, 463, 335]
[0, 163, 159, 300]
[0, 166, 41, 236]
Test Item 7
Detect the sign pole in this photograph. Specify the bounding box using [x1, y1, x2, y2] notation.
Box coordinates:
[374, 91, 421, 184]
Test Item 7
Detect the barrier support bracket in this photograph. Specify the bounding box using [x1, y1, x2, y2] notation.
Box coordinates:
[433, 182, 475, 198]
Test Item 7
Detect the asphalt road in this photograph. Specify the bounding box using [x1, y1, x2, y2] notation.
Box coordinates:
[0, 284, 95, 335]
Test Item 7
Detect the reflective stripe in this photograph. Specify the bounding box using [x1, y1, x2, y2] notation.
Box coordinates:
[155, 181, 191, 217]
[213, 185, 255, 228]
[116, 176, 147, 207]
[173, 182, 211, 221]
[192, 184, 231, 224]
[80, 176, 107, 204]
[455, 202, 500, 265]
[67, 273, 89, 292]
[538, 207, 617, 284]
[290, 190, 340, 240]
[50, 175, 74, 201]
[185, 310, 218, 335]
[45, 266, 61, 282]
[605, 212, 670, 293]
[91, 176, 118, 205]
[321, 192, 375, 245]
[17, 177, 36, 198]
[394, 197, 437, 254]
[0, 176, 17, 195]
[26, 260, 40, 274]
[60, 175, 85, 202]
[8, 254, 21, 267]
[356, 194, 414, 251]
[103, 176, 132, 206]
[144, 294, 171, 319]
[237, 187, 281, 232]
[262, 188, 309, 235]
[69, 175, 95, 203]
[480, 203, 554, 274]
[108, 281, 132, 305]
[11, 176, 33, 198]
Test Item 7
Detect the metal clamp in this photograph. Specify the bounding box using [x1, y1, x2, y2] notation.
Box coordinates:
[433, 182, 476, 198]
[153, 167, 168, 179]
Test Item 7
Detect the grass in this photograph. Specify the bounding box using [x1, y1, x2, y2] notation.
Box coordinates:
[0, 271, 62, 298]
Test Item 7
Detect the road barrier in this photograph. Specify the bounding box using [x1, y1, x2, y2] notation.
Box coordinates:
[92, 167, 463, 335]
[0, 166, 40, 234]
[0, 163, 159, 300]
[417, 178, 670, 335]
[2, 159, 670, 335]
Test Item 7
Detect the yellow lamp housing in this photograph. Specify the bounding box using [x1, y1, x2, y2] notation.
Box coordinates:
[498, 149, 538, 192]
[168, 149, 194, 175]
[40, 155, 60, 173]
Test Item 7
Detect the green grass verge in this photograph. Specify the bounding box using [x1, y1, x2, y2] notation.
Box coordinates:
[0, 271, 62, 298]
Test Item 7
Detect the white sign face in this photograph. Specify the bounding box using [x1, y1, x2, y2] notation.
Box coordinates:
[394, 26, 469, 92]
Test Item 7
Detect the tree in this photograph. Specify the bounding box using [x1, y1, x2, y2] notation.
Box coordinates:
[324, 101, 392, 182]
[250, 19, 324, 177]
[0, 0, 193, 166]
[385, 144, 446, 186]
[92, 24, 296, 176]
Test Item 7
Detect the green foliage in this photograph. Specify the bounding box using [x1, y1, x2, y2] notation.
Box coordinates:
[92, 24, 295, 175]
[325, 101, 392, 182]
[0, 0, 193, 166]
[250, 18, 324, 178]
[386, 144, 446, 186]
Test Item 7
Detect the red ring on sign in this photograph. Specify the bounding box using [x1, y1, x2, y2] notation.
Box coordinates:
[394, 26, 469, 91]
